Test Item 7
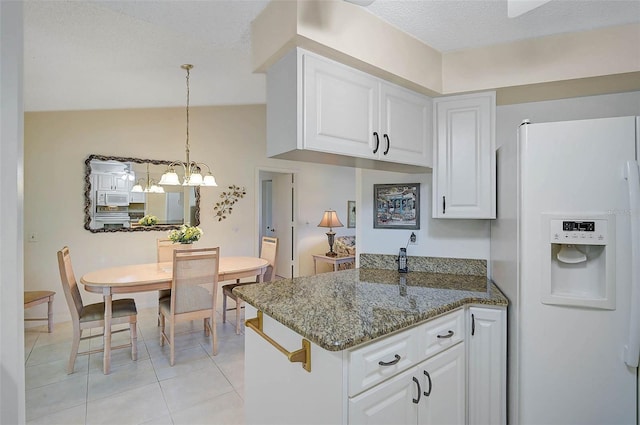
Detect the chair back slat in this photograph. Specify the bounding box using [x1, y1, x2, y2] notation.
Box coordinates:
[157, 238, 181, 263]
[171, 247, 219, 315]
[56, 246, 84, 321]
[260, 237, 278, 282]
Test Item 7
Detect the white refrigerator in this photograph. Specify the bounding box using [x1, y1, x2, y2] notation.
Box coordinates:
[491, 116, 640, 424]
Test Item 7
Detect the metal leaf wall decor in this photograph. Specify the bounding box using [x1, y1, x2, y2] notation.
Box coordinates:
[213, 185, 247, 221]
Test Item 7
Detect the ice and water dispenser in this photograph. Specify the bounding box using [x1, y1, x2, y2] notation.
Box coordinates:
[541, 214, 615, 310]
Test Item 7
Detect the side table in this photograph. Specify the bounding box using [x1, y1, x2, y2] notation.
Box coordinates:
[312, 254, 356, 274]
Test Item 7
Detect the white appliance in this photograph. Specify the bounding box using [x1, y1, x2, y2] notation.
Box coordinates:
[491, 116, 640, 424]
[92, 205, 131, 229]
[96, 190, 129, 206]
[92, 213, 131, 229]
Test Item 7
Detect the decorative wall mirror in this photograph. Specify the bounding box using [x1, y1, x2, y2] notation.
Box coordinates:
[84, 154, 200, 233]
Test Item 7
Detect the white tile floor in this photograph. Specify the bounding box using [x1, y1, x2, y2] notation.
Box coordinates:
[24, 302, 246, 425]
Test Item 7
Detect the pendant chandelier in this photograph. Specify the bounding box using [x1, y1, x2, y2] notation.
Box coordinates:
[131, 163, 164, 193]
[159, 64, 217, 187]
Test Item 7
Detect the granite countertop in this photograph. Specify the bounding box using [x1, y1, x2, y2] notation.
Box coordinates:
[234, 262, 508, 352]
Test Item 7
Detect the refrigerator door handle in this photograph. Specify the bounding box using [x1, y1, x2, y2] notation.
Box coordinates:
[624, 160, 640, 367]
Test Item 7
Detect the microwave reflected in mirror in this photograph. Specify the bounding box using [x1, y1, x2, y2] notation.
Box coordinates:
[84, 154, 200, 233]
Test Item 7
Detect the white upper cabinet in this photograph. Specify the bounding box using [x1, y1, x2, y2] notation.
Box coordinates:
[380, 84, 432, 166]
[432, 91, 496, 219]
[267, 48, 432, 170]
[96, 173, 129, 192]
[303, 52, 379, 159]
[129, 192, 146, 204]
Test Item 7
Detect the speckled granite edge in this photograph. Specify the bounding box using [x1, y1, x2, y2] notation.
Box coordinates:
[359, 253, 487, 276]
[241, 287, 508, 352]
[235, 267, 508, 352]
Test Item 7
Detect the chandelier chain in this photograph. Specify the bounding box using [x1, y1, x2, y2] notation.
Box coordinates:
[158, 63, 216, 187]
[184, 64, 191, 161]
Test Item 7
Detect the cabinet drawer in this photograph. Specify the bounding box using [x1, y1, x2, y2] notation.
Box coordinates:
[348, 327, 419, 397]
[416, 309, 465, 359]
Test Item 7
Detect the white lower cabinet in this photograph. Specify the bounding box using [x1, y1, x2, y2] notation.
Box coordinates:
[419, 343, 466, 425]
[350, 342, 466, 425]
[468, 306, 507, 425]
[349, 366, 419, 424]
[244, 305, 505, 425]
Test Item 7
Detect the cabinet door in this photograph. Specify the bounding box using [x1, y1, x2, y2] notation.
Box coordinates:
[96, 173, 129, 192]
[96, 174, 115, 191]
[113, 176, 129, 192]
[380, 84, 432, 167]
[468, 307, 506, 425]
[432, 91, 496, 218]
[418, 342, 465, 425]
[303, 52, 379, 159]
[349, 366, 419, 425]
[130, 192, 146, 203]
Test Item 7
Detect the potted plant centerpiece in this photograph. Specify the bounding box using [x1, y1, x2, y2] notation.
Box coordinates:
[138, 215, 158, 226]
[168, 224, 203, 244]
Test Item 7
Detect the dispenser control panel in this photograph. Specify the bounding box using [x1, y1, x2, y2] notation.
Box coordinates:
[550, 218, 608, 245]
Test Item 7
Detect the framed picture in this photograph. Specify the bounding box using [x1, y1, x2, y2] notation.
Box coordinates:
[373, 183, 420, 229]
[347, 201, 356, 228]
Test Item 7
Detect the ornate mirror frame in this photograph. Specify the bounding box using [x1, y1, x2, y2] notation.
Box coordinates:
[84, 154, 201, 233]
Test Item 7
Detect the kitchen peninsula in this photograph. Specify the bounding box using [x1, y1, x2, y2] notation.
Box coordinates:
[235, 254, 508, 425]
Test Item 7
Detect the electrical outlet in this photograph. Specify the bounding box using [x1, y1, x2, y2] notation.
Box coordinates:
[409, 232, 417, 245]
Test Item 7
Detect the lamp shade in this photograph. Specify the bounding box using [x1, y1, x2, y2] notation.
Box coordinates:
[318, 210, 344, 229]
[148, 184, 164, 193]
[202, 174, 218, 186]
[159, 170, 180, 186]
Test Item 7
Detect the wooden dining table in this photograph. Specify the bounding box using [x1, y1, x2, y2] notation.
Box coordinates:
[80, 256, 269, 374]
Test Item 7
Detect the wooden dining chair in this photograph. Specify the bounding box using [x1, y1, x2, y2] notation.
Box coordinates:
[159, 247, 220, 365]
[24, 290, 56, 333]
[57, 246, 138, 374]
[156, 238, 181, 325]
[222, 236, 278, 334]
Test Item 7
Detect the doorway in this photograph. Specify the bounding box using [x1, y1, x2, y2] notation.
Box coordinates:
[257, 168, 298, 278]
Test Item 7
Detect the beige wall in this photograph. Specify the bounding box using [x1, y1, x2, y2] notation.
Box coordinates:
[252, 0, 640, 102]
[24, 105, 356, 323]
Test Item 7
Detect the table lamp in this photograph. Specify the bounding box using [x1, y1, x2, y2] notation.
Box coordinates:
[318, 210, 344, 257]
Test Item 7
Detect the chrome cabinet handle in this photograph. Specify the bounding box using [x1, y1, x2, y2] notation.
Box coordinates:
[442, 196, 446, 214]
[423, 370, 432, 396]
[378, 354, 401, 366]
[383, 134, 390, 155]
[373, 132, 380, 154]
[437, 330, 454, 339]
[472, 313, 476, 336]
[412, 376, 421, 404]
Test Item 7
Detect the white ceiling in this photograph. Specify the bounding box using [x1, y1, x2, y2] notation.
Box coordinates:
[23, 0, 640, 112]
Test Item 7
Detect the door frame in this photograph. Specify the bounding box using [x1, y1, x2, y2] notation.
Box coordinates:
[255, 166, 300, 277]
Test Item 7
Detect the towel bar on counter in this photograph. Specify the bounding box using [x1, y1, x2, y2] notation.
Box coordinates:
[245, 310, 311, 372]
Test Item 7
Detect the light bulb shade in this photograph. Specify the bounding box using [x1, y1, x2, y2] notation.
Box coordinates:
[149, 184, 164, 193]
[131, 184, 143, 193]
[318, 210, 344, 229]
[186, 172, 203, 186]
[202, 174, 218, 186]
[159, 171, 180, 185]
